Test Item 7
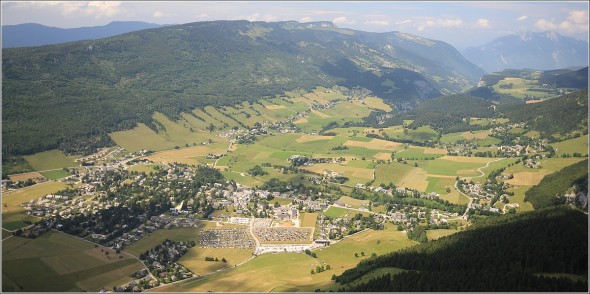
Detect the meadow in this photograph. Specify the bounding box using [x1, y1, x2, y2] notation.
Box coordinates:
[151, 224, 416, 292]
[2, 230, 142, 292]
[23, 150, 79, 171]
[550, 135, 588, 156]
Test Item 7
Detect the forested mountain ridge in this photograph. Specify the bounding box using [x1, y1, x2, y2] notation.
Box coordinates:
[335, 206, 588, 291]
[2, 20, 484, 157]
[2, 21, 166, 48]
[497, 89, 588, 136]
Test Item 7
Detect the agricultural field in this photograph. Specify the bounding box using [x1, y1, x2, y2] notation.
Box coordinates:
[152, 224, 416, 293]
[144, 142, 229, 166]
[41, 169, 70, 180]
[492, 77, 560, 100]
[323, 207, 370, 218]
[8, 172, 45, 182]
[425, 176, 469, 205]
[2, 181, 68, 231]
[440, 130, 500, 147]
[110, 112, 221, 152]
[179, 247, 254, 274]
[299, 213, 318, 228]
[336, 196, 370, 209]
[382, 125, 438, 143]
[393, 146, 447, 160]
[374, 162, 428, 191]
[2, 230, 142, 292]
[550, 135, 588, 156]
[23, 150, 79, 171]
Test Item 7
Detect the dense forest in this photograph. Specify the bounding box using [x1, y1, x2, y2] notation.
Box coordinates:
[335, 206, 588, 291]
[540, 67, 588, 89]
[407, 94, 495, 132]
[497, 89, 588, 136]
[525, 159, 588, 209]
[2, 20, 482, 157]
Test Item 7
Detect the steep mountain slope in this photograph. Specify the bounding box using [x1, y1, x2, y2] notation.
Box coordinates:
[335, 206, 588, 292]
[463, 31, 589, 72]
[2, 20, 483, 156]
[525, 159, 588, 209]
[1, 21, 166, 48]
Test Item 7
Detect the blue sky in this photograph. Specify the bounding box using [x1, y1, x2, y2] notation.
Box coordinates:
[2, 1, 588, 49]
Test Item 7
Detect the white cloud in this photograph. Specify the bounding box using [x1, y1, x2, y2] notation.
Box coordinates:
[516, 15, 528, 21]
[395, 20, 411, 25]
[416, 17, 463, 31]
[333, 16, 356, 25]
[364, 20, 389, 26]
[85, 1, 122, 19]
[242, 13, 277, 22]
[535, 19, 557, 30]
[300, 16, 313, 22]
[476, 18, 490, 28]
[153, 11, 163, 18]
[567, 10, 587, 24]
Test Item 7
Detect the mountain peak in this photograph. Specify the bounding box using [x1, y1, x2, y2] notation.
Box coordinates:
[463, 31, 588, 72]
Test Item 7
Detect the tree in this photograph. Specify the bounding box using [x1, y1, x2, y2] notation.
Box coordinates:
[311, 269, 315, 274]
[222, 258, 227, 263]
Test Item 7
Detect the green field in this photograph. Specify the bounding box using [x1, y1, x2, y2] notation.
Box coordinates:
[179, 247, 254, 275]
[551, 135, 588, 156]
[40, 169, 70, 180]
[2, 230, 142, 292]
[426, 229, 459, 240]
[23, 150, 79, 171]
[153, 224, 416, 292]
[425, 177, 469, 205]
[110, 111, 221, 152]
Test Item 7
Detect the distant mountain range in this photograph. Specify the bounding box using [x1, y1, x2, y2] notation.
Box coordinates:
[2, 21, 166, 48]
[2, 20, 484, 156]
[463, 31, 589, 73]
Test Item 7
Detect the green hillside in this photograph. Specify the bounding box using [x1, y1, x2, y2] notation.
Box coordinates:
[334, 206, 588, 291]
[498, 89, 588, 136]
[525, 159, 588, 209]
[2, 20, 484, 157]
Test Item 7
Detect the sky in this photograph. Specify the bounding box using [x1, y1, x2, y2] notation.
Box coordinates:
[2, 1, 589, 49]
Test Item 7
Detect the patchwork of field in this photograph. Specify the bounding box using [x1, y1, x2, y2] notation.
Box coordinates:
[2, 230, 142, 292]
[144, 142, 229, 166]
[2, 181, 68, 231]
[381, 125, 439, 143]
[152, 224, 416, 292]
[440, 129, 500, 147]
[394, 146, 447, 160]
[124, 227, 200, 257]
[492, 77, 559, 100]
[23, 150, 79, 171]
[110, 112, 222, 152]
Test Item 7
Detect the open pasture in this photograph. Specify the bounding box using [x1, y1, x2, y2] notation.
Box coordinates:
[374, 162, 429, 191]
[144, 142, 229, 165]
[301, 163, 373, 184]
[551, 135, 588, 156]
[336, 196, 370, 209]
[41, 169, 70, 180]
[344, 138, 403, 151]
[394, 146, 446, 160]
[2, 231, 142, 292]
[23, 150, 79, 171]
[425, 176, 469, 205]
[153, 224, 416, 293]
[179, 247, 254, 274]
[299, 213, 318, 228]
